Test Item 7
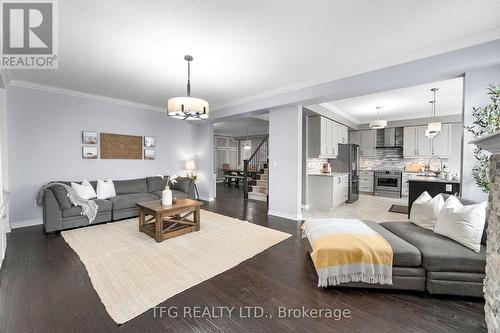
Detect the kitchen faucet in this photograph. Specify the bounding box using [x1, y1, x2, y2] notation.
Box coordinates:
[426, 155, 443, 176]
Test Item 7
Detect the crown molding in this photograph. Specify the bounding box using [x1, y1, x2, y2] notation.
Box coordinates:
[7, 80, 166, 112]
[212, 28, 500, 112]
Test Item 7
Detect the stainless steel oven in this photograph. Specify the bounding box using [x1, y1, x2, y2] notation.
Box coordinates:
[374, 170, 402, 198]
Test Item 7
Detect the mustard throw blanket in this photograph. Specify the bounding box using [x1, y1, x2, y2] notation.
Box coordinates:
[302, 218, 393, 287]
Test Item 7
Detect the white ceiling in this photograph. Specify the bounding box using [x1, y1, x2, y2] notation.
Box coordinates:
[4, 1, 500, 111]
[214, 118, 268, 137]
[322, 77, 464, 123]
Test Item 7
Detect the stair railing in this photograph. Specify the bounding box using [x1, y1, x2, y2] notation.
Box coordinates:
[243, 135, 269, 199]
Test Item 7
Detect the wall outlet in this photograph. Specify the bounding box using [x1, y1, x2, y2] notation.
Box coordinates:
[445, 184, 452, 192]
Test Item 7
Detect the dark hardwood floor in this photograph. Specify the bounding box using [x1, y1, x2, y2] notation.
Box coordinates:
[0, 183, 486, 332]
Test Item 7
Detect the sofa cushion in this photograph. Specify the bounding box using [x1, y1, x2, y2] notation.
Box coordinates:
[62, 199, 112, 218]
[363, 221, 421, 267]
[109, 193, 158, 210]
[171, 177, 193, 193]
[50, 184, 72, 210]
[442, 194, 488, 245]
[381, 221, 486, 273]
[146, 176, 167, 192]
[152, 190, 187, 200]
[114, 178, 148, 195]
[172, 190, 188, 199]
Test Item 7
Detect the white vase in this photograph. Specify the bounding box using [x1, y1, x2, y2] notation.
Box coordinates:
[162, 187, 172, 206]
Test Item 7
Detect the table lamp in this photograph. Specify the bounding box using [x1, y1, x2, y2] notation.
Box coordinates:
[185, 160, 196, 179]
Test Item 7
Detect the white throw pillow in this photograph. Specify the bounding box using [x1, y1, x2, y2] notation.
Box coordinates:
[71, 179, 97, 200]
[434, 196, 487, 252]
[409, 191, 444, 230]
[97, 179, 116, 200]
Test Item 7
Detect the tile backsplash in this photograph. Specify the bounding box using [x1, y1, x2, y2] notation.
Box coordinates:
[359, 148, 434, 171]
[308, 148, 455, 173]
[307, 158, 328, 173]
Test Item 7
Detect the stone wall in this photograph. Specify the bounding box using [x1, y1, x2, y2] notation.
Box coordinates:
[485, 154, 500, 332]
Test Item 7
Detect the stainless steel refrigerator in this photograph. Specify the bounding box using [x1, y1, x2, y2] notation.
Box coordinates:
[330, 144, 359, 203]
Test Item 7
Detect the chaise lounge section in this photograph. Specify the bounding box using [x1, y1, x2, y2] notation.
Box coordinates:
[307, 194, 486, 297]
[42, 176, 196, 233]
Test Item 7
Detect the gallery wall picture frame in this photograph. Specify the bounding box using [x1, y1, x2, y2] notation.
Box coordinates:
[144, 149, 155, 160]
[144, 136, 155, 147]
[82, 146, 98, 159]
[82, 131, 98, 144]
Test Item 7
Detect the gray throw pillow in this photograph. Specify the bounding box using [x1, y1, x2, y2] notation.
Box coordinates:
[146, 176, 167, 192]
[51, 184, 72, 210]
[171, 177, 192, 193]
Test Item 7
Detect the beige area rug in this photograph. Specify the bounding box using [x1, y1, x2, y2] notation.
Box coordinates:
[62, 210, 291, 324]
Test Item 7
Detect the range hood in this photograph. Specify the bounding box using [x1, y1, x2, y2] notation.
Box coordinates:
[376, 128, 403, 148]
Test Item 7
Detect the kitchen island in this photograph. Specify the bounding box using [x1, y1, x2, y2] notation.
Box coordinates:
[308, 173, 349, 211]
[407, 175, 460, 217]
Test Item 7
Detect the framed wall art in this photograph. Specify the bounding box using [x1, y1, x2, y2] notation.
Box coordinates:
[144, 149, 155, 160]
[82, 131, 98, 144]
[144, 136, 155, 147]
[82, 146, 98, 159]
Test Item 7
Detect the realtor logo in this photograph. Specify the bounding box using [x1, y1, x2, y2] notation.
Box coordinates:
[1, 0, 58, 68]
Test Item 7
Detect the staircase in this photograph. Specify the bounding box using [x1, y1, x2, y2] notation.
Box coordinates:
[247, 164, 269, 202]
[243, 136, 269, 202]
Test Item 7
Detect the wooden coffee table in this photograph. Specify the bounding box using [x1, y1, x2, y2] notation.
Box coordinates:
[136, 199, 203, 242]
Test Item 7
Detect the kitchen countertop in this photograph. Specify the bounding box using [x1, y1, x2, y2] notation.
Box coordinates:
[308, 172, 349, 177]
[408, 175, 460, 183]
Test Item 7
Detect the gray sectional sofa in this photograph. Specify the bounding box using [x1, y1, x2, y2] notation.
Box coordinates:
[317, 195, 486, 297]
[42, 176, 196, 233]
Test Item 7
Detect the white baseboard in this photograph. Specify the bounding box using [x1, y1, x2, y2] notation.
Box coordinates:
[268, 210, 303, 221]
[0, 258, 3, 270]
[199, 196, 215, 202]
[11, 219, 43, 229]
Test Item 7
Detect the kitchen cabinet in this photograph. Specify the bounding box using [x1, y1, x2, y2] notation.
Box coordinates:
[431, 124, 451, 156]
[404, 124, 452, 158]
[403, 126, 432, 158]
[349, 130, 376, 158]
[308, 174, 348, 210]
[349, 131, 361, 146]
[361, 130, 377, 157]
[336, 123, 348, 145]
[349, 130, 377, 157]
[359, 170, 374, 193]
[308, 116, 348, 159]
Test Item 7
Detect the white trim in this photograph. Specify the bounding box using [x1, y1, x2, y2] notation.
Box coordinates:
[319, 103, 360, 124]
[212, 28, 500, 112]
[301, 204, 310, 210]
[469, 131, 500, 154]
[7, 80, 166, 113]
[11, 218, 42, 229]
[199, 196, 215, 202]
[268, 210, 302, 221]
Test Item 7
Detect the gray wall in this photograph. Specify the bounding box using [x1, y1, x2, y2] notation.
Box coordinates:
[268, 105, 302, 220]
[462, 65, 500, 202]
[7, 85, 196, 227]
[194, 123, 214, 201]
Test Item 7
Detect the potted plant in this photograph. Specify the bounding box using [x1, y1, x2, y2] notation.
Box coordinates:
[465, 84, 500, 192]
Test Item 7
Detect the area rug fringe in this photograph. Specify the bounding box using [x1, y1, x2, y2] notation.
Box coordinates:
[318, 272, 393, 287]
